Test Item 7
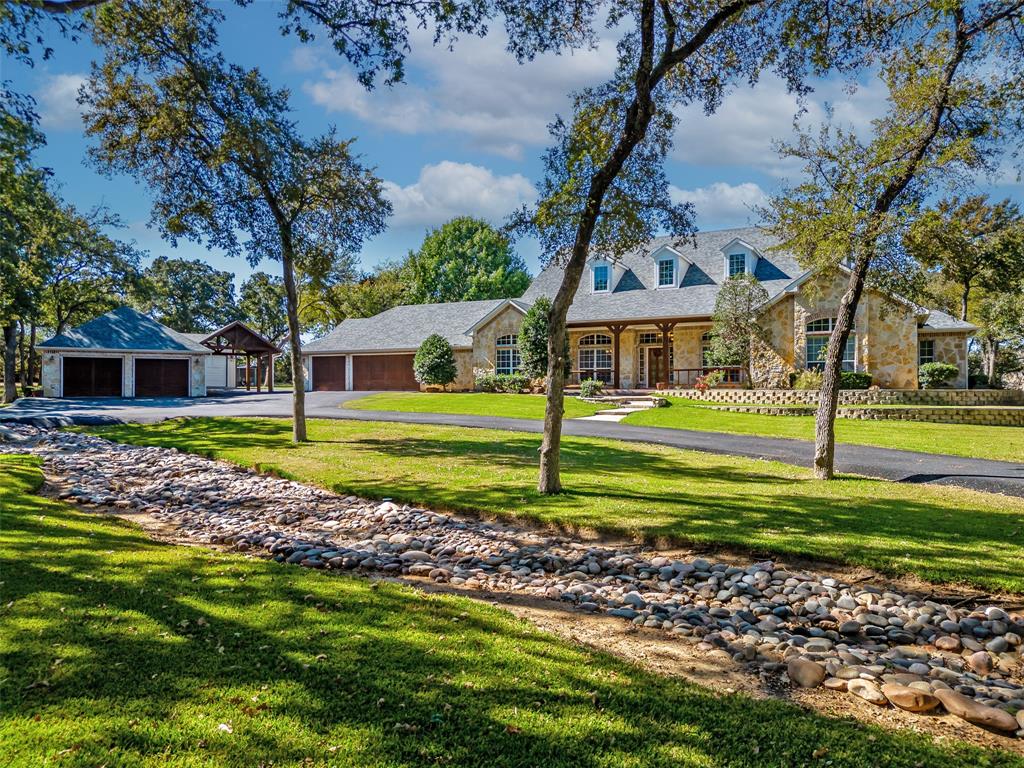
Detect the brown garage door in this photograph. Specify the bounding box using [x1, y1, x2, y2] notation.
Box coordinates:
[311, 355, 346, 391]
[135, 358, 189, 397]
[63, 357, 122, 397]
[352, 354, 418, 390]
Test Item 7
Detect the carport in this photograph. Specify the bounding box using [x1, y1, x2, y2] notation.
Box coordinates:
[199, 321, 280, 393]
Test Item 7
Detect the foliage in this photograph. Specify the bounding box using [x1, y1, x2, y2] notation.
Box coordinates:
[906, 196, 1024, 321]
[578, 378, 604, 399]
[474, 371, 529, 394]
[694, 369, 727, 392]
[839, 371, 873, 390]
[81, 0, 390, 441]
[405, 217, 529, 304]
[239, 272, 287, 343]
[131, 256, 237, 333]
[706, 275, 770, 385]
[792, 370, 824, 390]
[917, 362, 959, 389]
[517, 297, 569, 380]
[972, 289, 1024, 386]
[413, 334, 456, 387]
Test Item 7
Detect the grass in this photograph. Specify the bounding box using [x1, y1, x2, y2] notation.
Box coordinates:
[345, 391, 604, 419]
[3, 453, 1023, 767]
[85, 417, 1024, 595]
[623, 397, 1024, 463]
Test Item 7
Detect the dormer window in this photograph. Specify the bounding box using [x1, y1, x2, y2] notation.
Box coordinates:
[657, 258, 675, 287]
[728, 252, 746, 277]
[592, 264, 609, 292]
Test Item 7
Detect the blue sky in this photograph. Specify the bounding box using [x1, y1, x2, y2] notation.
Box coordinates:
[7, 2, 1023, 289]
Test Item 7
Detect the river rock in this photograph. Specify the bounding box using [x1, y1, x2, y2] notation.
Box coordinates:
[880, 683, 939, 712]
[934, 689, 1019, 732]
[848, 679, 888, 706]
[788, 658, 826, 688]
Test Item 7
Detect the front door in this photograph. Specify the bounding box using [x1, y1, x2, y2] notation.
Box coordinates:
[646, 348, 662, 389]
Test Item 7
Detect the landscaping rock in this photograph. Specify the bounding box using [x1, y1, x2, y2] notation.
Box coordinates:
[848, 680, 888, 706]
[934, 689, 1020, 732]
[788, 658, 826, 688]
[880, 683, 939, 713]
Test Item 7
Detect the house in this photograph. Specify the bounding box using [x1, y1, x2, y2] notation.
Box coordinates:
[302, 226, 975, 392]
[37, 307, 278, 398]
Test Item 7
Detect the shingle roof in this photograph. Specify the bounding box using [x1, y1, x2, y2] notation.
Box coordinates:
[520, 226, 801, 324]
[303, 298, 506, 353]
[920, 308, 977, 332]
[38, 306, 210, 353]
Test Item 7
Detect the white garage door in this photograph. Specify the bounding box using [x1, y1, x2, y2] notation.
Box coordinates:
[205, 355, 228, 388]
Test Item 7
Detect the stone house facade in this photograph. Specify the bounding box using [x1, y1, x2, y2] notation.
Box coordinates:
[302, 227, 974, 392]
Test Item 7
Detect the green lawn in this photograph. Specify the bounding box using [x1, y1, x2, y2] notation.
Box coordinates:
[86, 418, 1024, 594]
[345, 391, 604, 419]
[624, 398, 1024, 463]
[4, 454, 1022, 767]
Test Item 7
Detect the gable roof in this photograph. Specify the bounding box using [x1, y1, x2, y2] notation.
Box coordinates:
[521, 226, 801, 324]
[38, 306, 210, 353]
[920, 308, 977, 332]
[303, 298, 507, 354]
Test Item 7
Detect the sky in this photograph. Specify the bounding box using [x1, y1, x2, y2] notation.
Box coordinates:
[6, 1, 1023, 290]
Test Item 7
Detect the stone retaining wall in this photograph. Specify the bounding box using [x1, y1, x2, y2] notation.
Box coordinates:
[703, 404, 1024, 426]
[667, 388, 1024, 406]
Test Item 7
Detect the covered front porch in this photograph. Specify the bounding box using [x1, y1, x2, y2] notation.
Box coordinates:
[566, 320, 746, 390]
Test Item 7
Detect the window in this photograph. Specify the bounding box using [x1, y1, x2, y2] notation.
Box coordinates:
[495, 334, 520, 375]
[701, 332, 713, 368]
[919, 339, 935, 366]
[657, 258, 675, 287]
[638, 331, 663, 345]
[728, 252, 746, 277]
[578, 333, 613, 383]
[592, 264, 609, 292]
[805, 319, 856, 371]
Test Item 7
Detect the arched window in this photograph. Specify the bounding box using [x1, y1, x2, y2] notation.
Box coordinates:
[805, 318, 856, 371]
[578, 333, 613, 383]
[495, 334, 521, 375]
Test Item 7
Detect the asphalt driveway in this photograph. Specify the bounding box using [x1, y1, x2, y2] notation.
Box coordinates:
[3, 391, 1023, 497]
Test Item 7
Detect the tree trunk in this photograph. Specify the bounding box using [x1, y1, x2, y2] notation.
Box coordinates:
[960, 285, 970, 322]
[17, 320, 26, 388]
[814, 253, 870, 480]
[985, 339, 999, 385]
[280, 246, 307, 442]
[3, 323, 18, 403]
[26, 323, 37, 389]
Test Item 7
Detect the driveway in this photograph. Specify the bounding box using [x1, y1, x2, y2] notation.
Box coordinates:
[3, 391, 1024, 497]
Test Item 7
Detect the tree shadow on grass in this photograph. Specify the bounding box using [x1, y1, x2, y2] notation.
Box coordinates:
[3, 466, 1021, 768]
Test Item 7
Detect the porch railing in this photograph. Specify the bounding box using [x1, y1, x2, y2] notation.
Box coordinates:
[671, 367, 746, 388]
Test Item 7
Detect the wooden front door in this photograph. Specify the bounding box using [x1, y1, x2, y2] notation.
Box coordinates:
[62, 357, 122, 397]
[134, 358, 189, 397]
[646, 348, 662, 389]
[352, 354, 418, 390]
[312, 355, 347, 391]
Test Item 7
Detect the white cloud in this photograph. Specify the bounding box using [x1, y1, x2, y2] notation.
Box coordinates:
[673, 74, 888, 178]
[383, 161, 536, 227]
[38, 73, 87, 130]
[671, 182, 769, 228]
[303, 27, 615, 159]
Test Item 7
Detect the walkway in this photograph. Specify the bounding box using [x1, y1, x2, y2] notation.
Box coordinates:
[3, 391, 1023, 497]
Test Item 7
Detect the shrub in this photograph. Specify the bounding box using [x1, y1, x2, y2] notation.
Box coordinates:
[578, 378, 605, 398]
[792, 369, 823, 390]
[839, 371, 872, 390]
[694, 369, 727, 392]
[495, 372, 530, 393]
[474, 371, 499, 392]
[969, 372, 990, 389]
[919, 361, 959, 389]
[413, 334, 457, 386]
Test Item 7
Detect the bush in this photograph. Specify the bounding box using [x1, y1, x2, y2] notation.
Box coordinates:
[969, 372, 990, 389]
[413, 334, 457, 386]
[839, 371, 872, 390]
[792, 369, 823, 390]
[694, 369, 727, 392]
[578, 378, 604, 398]
[473, 370, 529, 393]
[919, 361, 959, 389]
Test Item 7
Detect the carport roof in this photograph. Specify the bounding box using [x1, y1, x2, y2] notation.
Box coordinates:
[38, 306, 210, 353]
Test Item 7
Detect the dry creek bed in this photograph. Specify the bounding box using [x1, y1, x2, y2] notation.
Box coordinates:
[2, 424, 1023, 749]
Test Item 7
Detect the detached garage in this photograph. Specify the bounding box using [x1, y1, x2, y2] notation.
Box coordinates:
[38, 306, 210, 398]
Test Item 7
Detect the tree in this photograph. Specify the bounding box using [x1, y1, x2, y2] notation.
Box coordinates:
[517, 297, 567, 381]
[239, 272, 287, 343]
[706, 274, 769, 385]
[905, 196, 1024, 321]
[406, 217, 529, 304]
[766, 1, 1024, 479]
[973, 288, 1024, 386]
[413, 334, 456, 387]
[130, 257, 237, 334]
[82, 0, 390, 442]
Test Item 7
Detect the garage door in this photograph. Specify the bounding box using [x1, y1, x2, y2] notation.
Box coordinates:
[206, 355, 228, 388]
[311, 355, 346, 391]
[63, 357, 122, 397]
[352, 354, 419, 391]
[135, 358, 189, 397]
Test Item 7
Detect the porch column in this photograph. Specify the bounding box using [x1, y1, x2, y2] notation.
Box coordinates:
[606, 323, 627, 390]
[655, 321, 676, 389]
[268, 354, 274, 392]
[255, 354, 261, 393]
[245, 354, 251, 391]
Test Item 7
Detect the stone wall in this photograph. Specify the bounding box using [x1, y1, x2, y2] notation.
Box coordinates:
[41, 353, 60, 397]
[919, 332, 969, 388]
[752, 296, 794, 388]
[666, 387, 1024, 406]
[451, 349, 475, 391]
[701, 403, 1024, 426]
[471, 304, 525, 374]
